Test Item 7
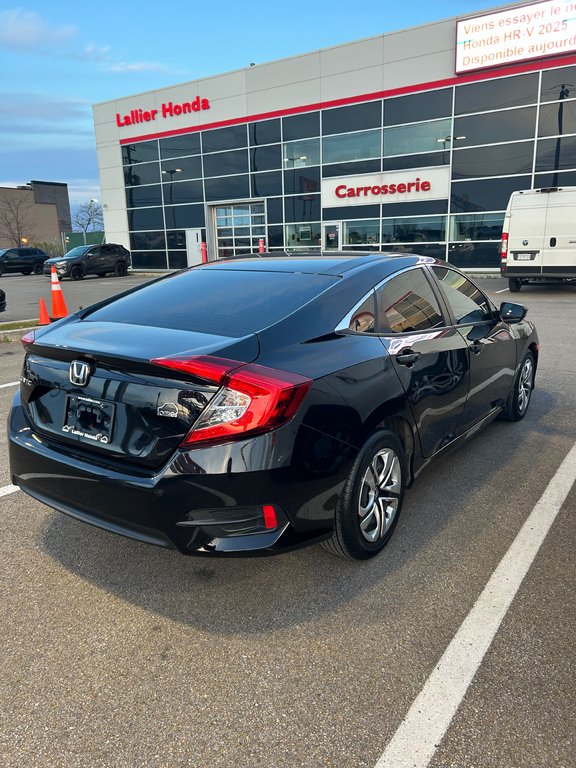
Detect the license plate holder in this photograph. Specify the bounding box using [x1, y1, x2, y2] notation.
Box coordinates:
[514, 252, 536, 261]
[63, 395, 115, 445]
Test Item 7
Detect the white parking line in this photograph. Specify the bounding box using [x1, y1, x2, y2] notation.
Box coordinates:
[0, 484, 19, 498]
[0, 381, 19, 389]
[494, 288, 509, 293]
[375, 440, 576, 768]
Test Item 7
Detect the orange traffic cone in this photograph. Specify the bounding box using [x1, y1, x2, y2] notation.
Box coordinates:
[38, 297, 51, 325]
[50, 265, 68, 319]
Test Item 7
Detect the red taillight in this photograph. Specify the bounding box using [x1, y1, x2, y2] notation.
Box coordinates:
[21, 331, 36, 347]
[500, 232, 509, 275]
[151, 355, 312, 445]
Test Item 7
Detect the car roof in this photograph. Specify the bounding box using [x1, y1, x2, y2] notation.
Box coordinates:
[199, 251, 436, 277]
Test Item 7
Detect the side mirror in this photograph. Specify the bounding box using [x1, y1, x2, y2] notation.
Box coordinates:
[499, 301, 527, 323]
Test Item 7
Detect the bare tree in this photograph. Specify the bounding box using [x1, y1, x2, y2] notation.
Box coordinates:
[0, 194, 36, 247]
[73, 200, 104, 239]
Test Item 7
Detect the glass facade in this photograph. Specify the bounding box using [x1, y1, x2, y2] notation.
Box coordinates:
[121, 63, 576, 269]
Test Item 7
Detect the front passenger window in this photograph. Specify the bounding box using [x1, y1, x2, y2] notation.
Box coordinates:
[432, 266, 492, 324]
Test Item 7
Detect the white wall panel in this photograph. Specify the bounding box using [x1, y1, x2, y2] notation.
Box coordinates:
[246, 53, 321, 92]
[320, 67, 385, 104]
[320, 36, 385, 77]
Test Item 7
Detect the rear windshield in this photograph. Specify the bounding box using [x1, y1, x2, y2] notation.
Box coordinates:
[85, 267, 338, 337]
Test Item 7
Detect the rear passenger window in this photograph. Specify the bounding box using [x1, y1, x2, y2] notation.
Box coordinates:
[432, 266, 492, 324]
[376, 269, 444, 333]
[348, 294, 376, 333]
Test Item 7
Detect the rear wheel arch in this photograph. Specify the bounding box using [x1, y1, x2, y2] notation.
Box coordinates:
[362, 405, 416, 487]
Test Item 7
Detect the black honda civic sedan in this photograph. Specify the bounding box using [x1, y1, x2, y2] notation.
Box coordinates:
[9, 253, 538, 560]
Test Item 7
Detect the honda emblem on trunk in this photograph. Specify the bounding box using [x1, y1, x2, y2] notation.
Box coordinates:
[69, 360, 91, 387]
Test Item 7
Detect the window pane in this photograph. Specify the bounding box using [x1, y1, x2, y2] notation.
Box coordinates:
[538, 101, 576, 137]
[323, 204, 380, 220]
[534, 170, 576, 187]
[283, 139, 320, 168]
[323, 130, 381, 163]
[382, 216, 446, 243]
[130, 231, 166, 250]
[128, 208, 164, 231]
[159, 133, 200, 159]
[535, 135, 576, 171]
[448, 242, 499, 268]
[383, 152, 446, 171]
[250, 145, 282, 171]
[161, 156, 202, 181]
[122, 141, 158, 165]
[267, 197, 283, 223]
[124, 162, 160, 186]
[167, 231, 186, 248]
[322, 159, 381, 177]
[377, 270, 444, 333]
[126, 185, 162, 208]
[87, 268, 337, 336]
[380, 200, 448, 216]
[348, 294, 376, 333]
[163, 180, 203, 205]
[283, 112, 320, 141]
[251, 171, 282, 197]
[452, 142, 533, 179]
[285, 223, 321, 247]
[203, 149, 248, 177]
[267, 225, 284, 247]
[432, 267, 492, 323]
[450, 213, 504, 240]
[284, 195, 320, 222]
[284, 167, 320, 195]
[343, 220, 380, 245]
[202, 124, 247, 152]
[164, 204, 205, 229]
[168, 251, 188, 269]
[249, 119, 281, 145]
[455, 107, 537, 146]
[322, 102, 382, 135]
[454, 73, 538, 115]
[204, 175, 249, 201]
[451, 177, 531, 212]
[131, 251, 168, 269]
[384, 89, 452, 126]
[540, 67, 576, 102]
[384, 119, 452, 156]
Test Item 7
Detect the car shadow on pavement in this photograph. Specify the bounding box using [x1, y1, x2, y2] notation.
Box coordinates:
[39, 387, 560, 635]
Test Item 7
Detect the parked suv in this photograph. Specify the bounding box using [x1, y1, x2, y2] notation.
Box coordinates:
[43, 244, 131, 280]
[0, 247, 49, 276]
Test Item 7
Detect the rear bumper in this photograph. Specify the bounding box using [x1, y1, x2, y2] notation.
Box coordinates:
[9, 395, 351, 556]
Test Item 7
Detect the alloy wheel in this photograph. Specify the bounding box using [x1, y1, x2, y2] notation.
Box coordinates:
[518, 357, 533, 414]
[358, 448, 402, 543]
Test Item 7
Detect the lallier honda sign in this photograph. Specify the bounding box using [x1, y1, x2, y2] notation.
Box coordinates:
[321, 167, 451, 208]
[456, 0, 576, 73]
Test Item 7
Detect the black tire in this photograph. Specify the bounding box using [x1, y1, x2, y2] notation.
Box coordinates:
[33, 263, 44, 275]
[21, 270, 31, 276]
[508, 277, 522, 293]
[70, 265, 84, 281]
[322, 429, 406, 560]
[0, 266, 3, 277]
[500, 351, 535, 422]
[115, 261, 127, 277]
[97, 272, 107, 278]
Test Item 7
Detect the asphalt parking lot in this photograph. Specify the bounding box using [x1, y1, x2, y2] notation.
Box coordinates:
[0, 276, 574, 767]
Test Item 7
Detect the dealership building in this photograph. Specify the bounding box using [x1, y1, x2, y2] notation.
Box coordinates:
[93, 0, 576, 271]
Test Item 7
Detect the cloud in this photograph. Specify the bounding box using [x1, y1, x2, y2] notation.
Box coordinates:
[0, 9, 77, 50]
[103, 60, 172, 73]
[0, 93, 90, 123]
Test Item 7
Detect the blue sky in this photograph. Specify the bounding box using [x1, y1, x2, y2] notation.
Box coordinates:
[0, 0, 507, 207]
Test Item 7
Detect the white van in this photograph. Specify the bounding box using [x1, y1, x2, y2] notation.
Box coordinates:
[501, 187, 576, 292]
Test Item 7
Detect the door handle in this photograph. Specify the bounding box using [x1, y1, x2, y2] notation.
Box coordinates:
[395, 350, 420, 366]
[550, 237, 557, 247]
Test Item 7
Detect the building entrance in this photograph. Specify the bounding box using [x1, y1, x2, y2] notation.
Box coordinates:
[213, 202, 266, 258]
